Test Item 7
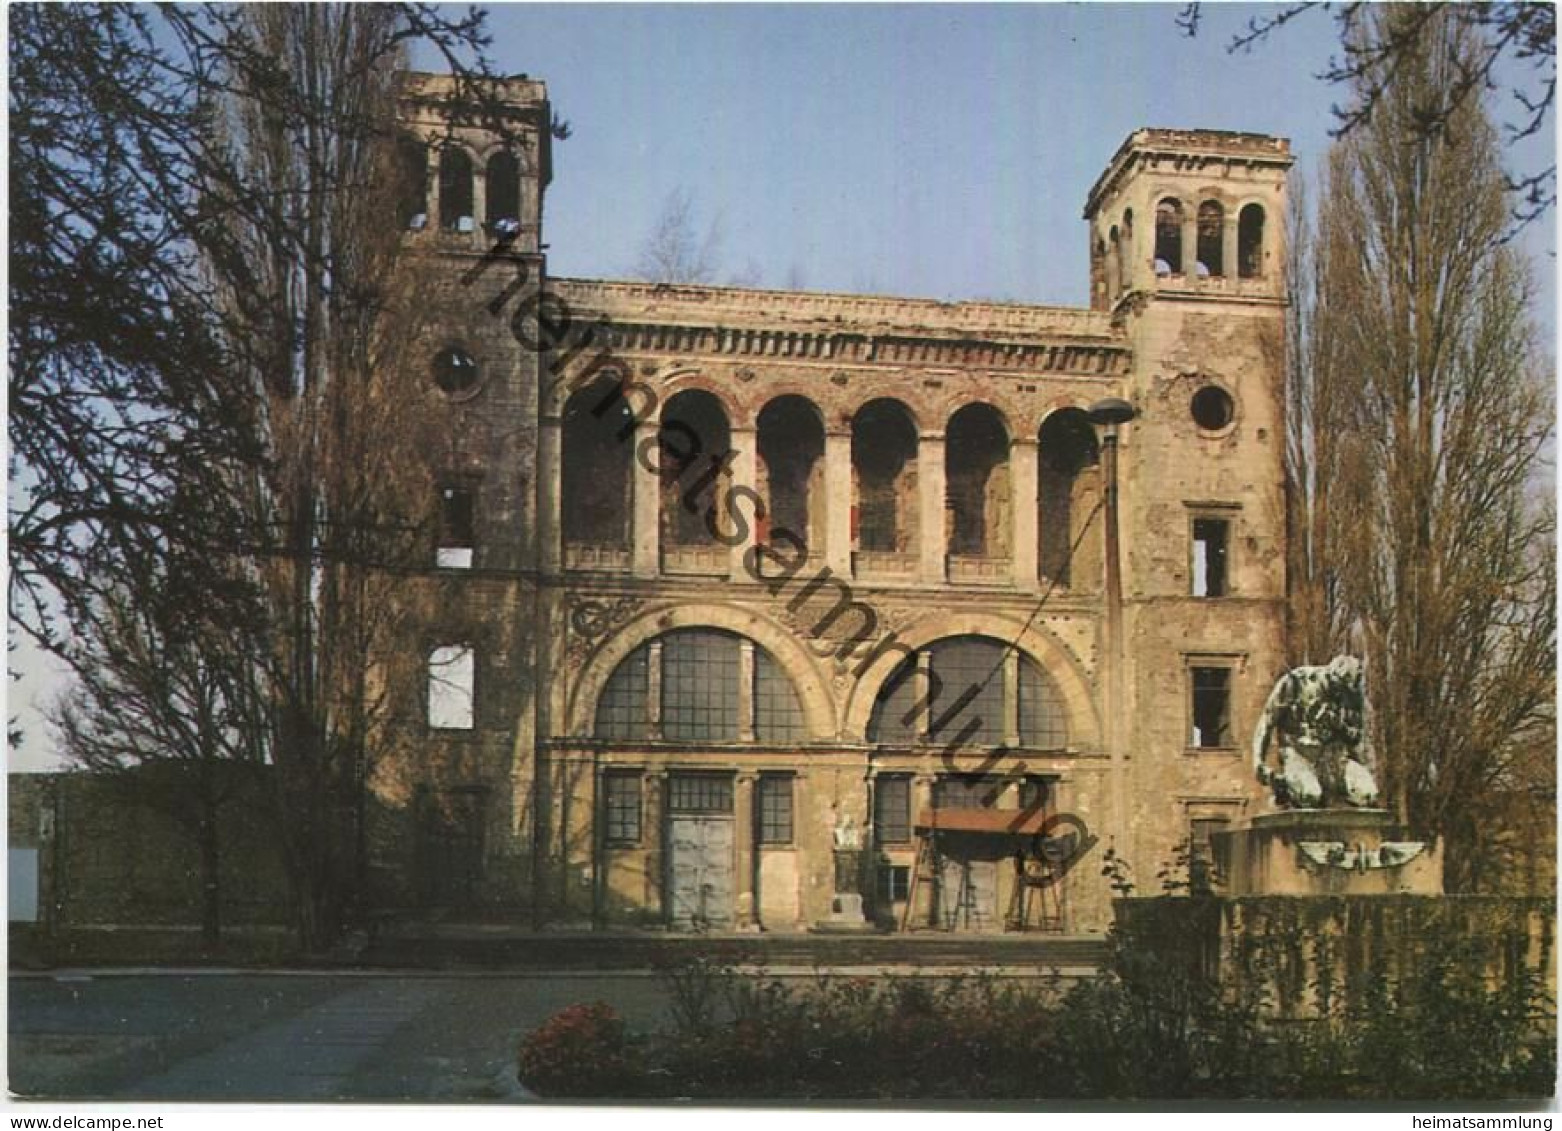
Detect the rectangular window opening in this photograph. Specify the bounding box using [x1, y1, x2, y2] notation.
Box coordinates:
[757, 775, 794, 845]
[1191, 517, 1229, 597]
[874, 775, 912, 844]
[604, 772, 643, 845]
[428, 645, 476, 730]
[437, 485, 476, 569]
[1190, 666, 1232, 748]
[876, 863, 911, 904]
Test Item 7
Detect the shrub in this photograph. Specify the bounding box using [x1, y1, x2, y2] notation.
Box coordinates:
[516, 1001, 636, 1098]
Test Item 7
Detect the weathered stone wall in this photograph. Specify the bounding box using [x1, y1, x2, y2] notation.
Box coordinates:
[1116, 895, 1557, 1020]
[9, 770, 291, 932]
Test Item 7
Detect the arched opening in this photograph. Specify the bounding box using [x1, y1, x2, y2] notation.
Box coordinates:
[866, 635, 1068, 749]
[396, 135, 428, 230]
[1106, 226, 1120, 297]
[1121, 208, 1134, 271]
[1239, 203, 1266, 278]
[562, 376, 634, 554]
[1197, 200, 1225, 277]
[945, 403, 1011, 562]
[659, 389, 731, 556]
[757, 395, 825, 553]
[1092, 236, 1109, 307]
[438, 147, 474, 230]
[1154, 197, 1184, 275]
[1037, 409, 1101, 590]
[485, 150, 521, 233]
[851, 399, 919, 568]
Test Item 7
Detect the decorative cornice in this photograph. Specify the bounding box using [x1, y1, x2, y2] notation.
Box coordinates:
[551, 278, 1130, 378]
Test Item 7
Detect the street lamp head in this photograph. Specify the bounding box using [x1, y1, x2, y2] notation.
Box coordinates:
[1087, 397, 1136, 427]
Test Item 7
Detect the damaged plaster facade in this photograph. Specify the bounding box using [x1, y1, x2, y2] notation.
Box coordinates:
[381, 74, 1294, 934]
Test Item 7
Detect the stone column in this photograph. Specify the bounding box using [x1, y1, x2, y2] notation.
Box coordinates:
[1222, 215, 1239, 280]
[632, 420, 660, 578]
[915, 651, 935, 740]
[1003, 649, 1021, 749]
[473, 161, 488, 242]
[912, 773, 936, 929]
[1181, 213, 1198, 277]
[919, 434, 947, 584]
[646, 639, 664, 741]
[537, 416, 563, 575]
[734, 772, 758, 929]
[737, 640, 756, 742]
[729, 426, 759, 581]
[1011, 437, 1039, 588]
[824, 430, 853, 577]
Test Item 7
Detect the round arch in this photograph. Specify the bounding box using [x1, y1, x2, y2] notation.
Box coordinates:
[841, 610, 1101, 747]
[566, 601, 839, 740]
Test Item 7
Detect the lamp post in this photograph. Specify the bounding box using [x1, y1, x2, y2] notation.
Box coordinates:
[1087, 397, 1135, 879]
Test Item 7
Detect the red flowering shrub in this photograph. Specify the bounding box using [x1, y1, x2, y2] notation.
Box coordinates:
[516, 1001, 635, 1097]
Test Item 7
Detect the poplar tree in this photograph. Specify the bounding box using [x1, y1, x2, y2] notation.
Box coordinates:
[1286, 6, 1555, 887]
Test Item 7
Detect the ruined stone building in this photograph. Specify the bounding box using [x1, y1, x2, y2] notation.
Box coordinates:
[384, 73, 1294, 933]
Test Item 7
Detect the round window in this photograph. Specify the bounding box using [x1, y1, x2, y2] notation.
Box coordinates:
[1190, 385, 1235, 432]
[433, 347, 480, 395]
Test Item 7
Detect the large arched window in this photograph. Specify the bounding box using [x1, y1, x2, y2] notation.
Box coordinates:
[563, 376, 634, 551]
[867, 636, 1068, 748]
[485, 150, 521, 232]
[945, 403, 1011, 560]
[438, 147, 474, 230]
[1197, 201, 1225, 277]
[851, 399, 919, 563]
[1037, 409, 1102, 591]
[1238, 204, 1266, 278]
[757, 396, 825, 552]
[592, 630, 806, 743]
[1154, 198, 1184, 275]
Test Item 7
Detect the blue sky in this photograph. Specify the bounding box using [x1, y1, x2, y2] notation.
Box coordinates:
[10, 4, 1555, 772]
[454, 3, 1554, 307]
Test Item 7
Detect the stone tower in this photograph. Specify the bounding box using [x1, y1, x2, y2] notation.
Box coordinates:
[1083, 129, 1294, 878]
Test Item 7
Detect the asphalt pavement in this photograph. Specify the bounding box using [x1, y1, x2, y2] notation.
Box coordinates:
[8, 971, 675, 1102]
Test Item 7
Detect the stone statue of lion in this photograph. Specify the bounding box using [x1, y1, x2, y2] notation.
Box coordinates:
[1252, 655, 1380, 809]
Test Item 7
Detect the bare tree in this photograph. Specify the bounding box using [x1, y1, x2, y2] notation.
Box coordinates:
[1177, 2, 1556, 227]
[1287, 7, 1555, 887]
[633, 186, 724, 284]
[11, 3, 504, 951]
[202, 6, 484, 950]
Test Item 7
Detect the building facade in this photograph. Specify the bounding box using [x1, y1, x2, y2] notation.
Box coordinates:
[380, 73, 1294, 934]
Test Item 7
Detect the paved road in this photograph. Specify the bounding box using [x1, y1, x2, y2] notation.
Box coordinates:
[9, 972, 674, 1102]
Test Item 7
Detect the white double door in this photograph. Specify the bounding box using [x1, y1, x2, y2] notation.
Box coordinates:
[667, 815, 735, 930]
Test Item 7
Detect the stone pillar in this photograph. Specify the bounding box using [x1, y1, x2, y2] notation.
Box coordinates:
[824, 430, 853, 577]
[1011, 437, 1039, 588]
[737, 640, 756, 742]
[915, 651, 935, 740]
[632, 420, 660, 578]
[734, 772, 758, 929]
[473, 160, 488, 241]
[1181, 213, 1198, 276]
[538, 416, 563, 575]
[912, 773, 936, 929]
[729, 426, 759, 581]
[1003, 649, 1021, 749]
[1222, 216, 1239, 280]
[919, 434, 947, 584]
[646, 640, 664, 741]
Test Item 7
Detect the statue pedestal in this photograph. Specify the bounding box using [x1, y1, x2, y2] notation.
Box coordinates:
[1212, 809, 1443, 897]
[812, 849, 874, 933]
